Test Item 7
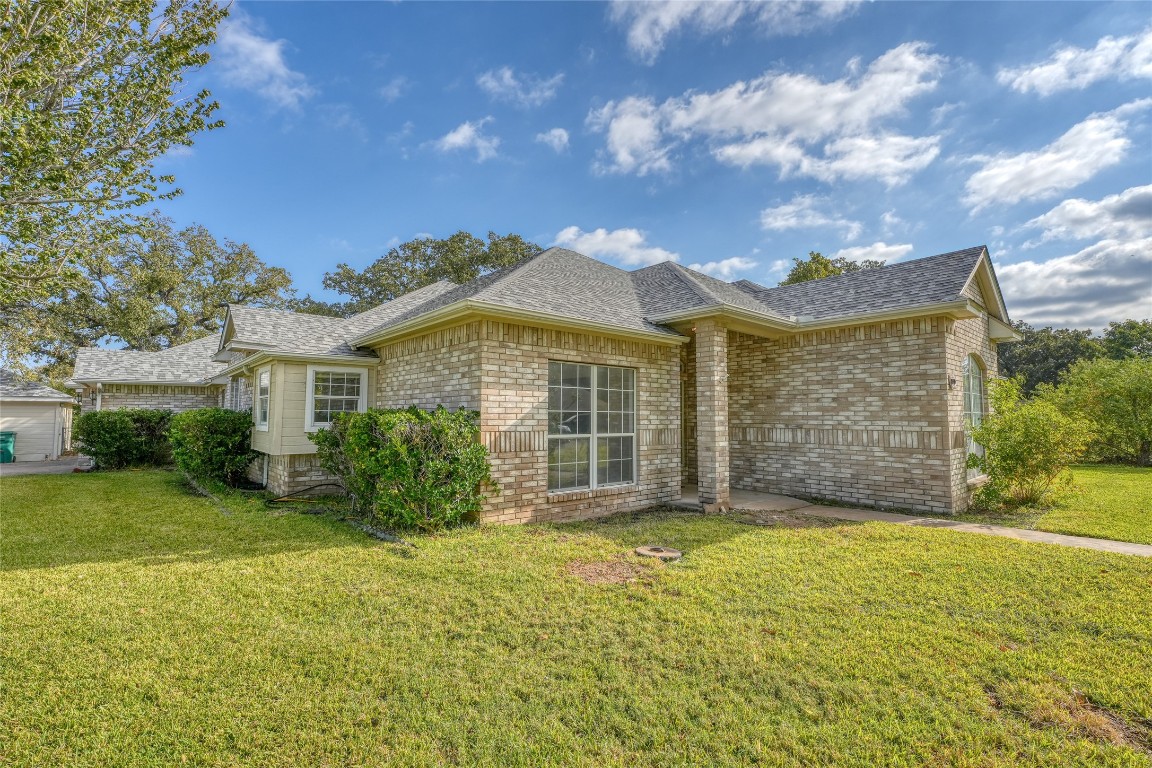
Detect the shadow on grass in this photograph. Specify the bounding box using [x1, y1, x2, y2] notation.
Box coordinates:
[0, 470, 380, 572]
[549, 504, 863, 556]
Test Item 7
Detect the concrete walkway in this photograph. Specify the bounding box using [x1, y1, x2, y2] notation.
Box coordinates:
[675, 485, 1152, 558]
[0, 456, 91, 476]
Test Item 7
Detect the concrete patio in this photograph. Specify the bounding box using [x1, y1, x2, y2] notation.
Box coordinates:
[674, 484, 1152, 558]
[0, 457, 91, 476]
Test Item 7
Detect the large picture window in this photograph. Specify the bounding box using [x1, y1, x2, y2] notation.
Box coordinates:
[962, 354, 985, 478]
[547, 361, 636, 493]
[255, 368, 270, 431]
[306, 366, 367, 431]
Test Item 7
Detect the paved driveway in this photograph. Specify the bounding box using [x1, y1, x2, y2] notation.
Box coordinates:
[0, 457, 91, 476]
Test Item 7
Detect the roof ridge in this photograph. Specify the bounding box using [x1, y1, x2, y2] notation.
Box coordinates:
[664, 262, 723, 306]
[756, 245, 986, 295]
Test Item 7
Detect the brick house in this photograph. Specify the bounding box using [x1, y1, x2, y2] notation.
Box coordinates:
[72, 245, 1019, 520]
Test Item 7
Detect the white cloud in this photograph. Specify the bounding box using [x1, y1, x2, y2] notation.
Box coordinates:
[319, 104, 367, 141]
[535, 128, 570, 153]
[477, 67, 564, 108]
[880, 210, 905, 235]
[759, 195, 862, 240]
[997, 241, 1152, 328]
[997, 27, 1152, 96]
[831, 242, 914, 263]
[553, 226, 679, 267]
[687, 256, 758, 279]
[379, 76, 409, 103]
[963, 100, 1151, 211]
[610, 0, 860, 64]
[587, 43, 945, 184]
[433, 117, 500, 162]
[1024, 185, 1152, 246]
[216, 11, 315, 110]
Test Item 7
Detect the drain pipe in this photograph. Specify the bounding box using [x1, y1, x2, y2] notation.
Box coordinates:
[261, 454, 270, 488]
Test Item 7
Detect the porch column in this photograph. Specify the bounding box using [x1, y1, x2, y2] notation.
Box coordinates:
[695, 318, 730, 511]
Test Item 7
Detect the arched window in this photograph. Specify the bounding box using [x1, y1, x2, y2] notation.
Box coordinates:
[962, 354, 986, 477]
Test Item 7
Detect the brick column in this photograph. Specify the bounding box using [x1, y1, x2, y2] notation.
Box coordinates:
[695, 318, 730, 511]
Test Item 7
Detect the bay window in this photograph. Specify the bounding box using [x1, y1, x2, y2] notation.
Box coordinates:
[255, 368, 270, 431]
[548, 361, 636, 492]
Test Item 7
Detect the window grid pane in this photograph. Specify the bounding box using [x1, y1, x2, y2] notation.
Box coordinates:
[548, 362, 637, 492]
[312, 371, 363, 426]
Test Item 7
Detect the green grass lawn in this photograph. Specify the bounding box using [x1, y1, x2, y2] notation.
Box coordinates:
[956, 465, 1152, 546]
[2, 471, 1150, 767]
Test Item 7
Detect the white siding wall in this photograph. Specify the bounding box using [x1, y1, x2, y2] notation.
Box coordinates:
[0, 402, 73, 461]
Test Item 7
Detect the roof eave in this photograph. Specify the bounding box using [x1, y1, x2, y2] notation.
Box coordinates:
[218, 350, 380, 378]
[350, 299, 690, 348]
[651, 299, 977, 336]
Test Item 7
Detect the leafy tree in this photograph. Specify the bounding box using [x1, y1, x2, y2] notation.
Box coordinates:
[1, 213, 294, 378]
[1042, 357, 1152, 466]
[967, 377, 1094, 509]
[778, 251, 885, 286]
[296, 231, 542, 317]
[1102, 319, 1152, 360]
[1, 0, 226, 300]
[997, 321, 1102, 396]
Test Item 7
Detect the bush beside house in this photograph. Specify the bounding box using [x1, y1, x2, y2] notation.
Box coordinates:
[311, 406, 496, 531]
[168, 408, 258, 486]
[73, 409, 172, 469]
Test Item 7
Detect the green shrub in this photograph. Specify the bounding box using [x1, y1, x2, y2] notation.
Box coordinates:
[967, 377, 1093, 509]
[73, 409, 173, 469]
[168, 408, 258, 486]
[311, 406, 496, 531]
[1040, 357, 1152, 466]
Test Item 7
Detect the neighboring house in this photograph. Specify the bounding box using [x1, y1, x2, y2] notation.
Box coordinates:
[0, 371, 75, 462]
[73, 244, 1020, 521]
[71, 335, 241, 413]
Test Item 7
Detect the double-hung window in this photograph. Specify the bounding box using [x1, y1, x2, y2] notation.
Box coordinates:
[255, 368, 270, 431]
[306, 365, 367, 431]
[547, 361, 636, 492]
[962, 354, 985, 478]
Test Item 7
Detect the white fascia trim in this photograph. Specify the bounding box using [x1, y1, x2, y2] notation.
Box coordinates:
[0, 396, 76, 403]
[218, 351, 378, 379]
[988, 315, 1024, 342]
[349, 300, 689, 348]
[647, 299, 975, 334]
[304, 364, 369, 433]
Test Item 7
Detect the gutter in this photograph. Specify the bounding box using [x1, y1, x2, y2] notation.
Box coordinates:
[648, 299, 976, 334]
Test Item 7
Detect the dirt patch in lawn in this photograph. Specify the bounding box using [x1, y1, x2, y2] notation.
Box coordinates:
[988, 682, 1151, 753]
[736, 511, 841, 528]
[565, 559, 646, 585]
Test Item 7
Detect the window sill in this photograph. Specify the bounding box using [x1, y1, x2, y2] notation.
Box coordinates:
[967, 474, 989, 489]
[547, 483, 637, 502]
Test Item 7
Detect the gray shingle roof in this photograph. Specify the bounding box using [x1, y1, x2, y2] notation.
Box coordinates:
[631, 261, 790, 320]
[225, 282, 460, 359]
[0, 370, 74, 401]
[72, 335, 225, 384]
[744, 246, 987, 321]
[351, 248, 682, 341]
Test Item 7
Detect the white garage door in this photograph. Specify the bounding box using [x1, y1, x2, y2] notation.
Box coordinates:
[0, 402, 65, 461]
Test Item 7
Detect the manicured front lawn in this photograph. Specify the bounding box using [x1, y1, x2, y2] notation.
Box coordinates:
[957, 465, 1152, 546]
[2, 471, 1150, 766]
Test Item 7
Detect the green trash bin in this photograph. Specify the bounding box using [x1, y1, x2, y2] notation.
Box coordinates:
[0, 431, 14, 463]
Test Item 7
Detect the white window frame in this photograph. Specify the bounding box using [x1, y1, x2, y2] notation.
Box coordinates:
[255, 367, 271, 432]
[547, 362, 637, 494]
[962, 354, 986, 480]
[305, 365, 369, 432]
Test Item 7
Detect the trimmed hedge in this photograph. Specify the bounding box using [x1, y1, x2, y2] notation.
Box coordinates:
[311, 406, 496, 531]
[168, 408, 258, 486]
[73, 409, 172, 469]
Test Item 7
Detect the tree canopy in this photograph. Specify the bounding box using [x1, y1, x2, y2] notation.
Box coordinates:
[296, 231, 543, 317]
[1, 0, 226, 300]
[1041, 357, 1152, 466]
[1, 213, 294, 379]
[997, 320, 1152, 396]
[778, 251, 885, 286]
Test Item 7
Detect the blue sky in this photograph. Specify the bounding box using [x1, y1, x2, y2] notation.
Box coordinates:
[157, 1, 1151, 329]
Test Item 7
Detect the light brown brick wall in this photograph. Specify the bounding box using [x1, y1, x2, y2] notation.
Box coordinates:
[248, 452, 343, 497]
[476, 320, 682, 524]
[726, 318, 958, 513]
[945, 314, 999, 512]
[79, 384, 222, 414]
[368, 321, 681, 524]
[694, 318, 730, 507]
[376, 323, 482, 411]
